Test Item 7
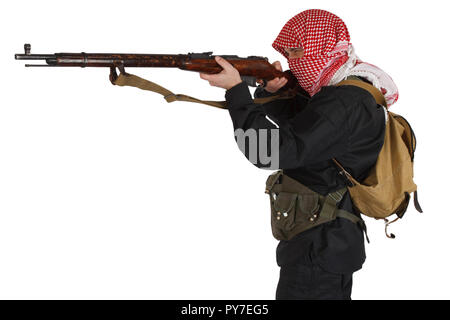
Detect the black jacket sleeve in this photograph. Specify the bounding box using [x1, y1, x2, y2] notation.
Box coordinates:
[254, 86, 275, 99]
[225, 82, 349, 169]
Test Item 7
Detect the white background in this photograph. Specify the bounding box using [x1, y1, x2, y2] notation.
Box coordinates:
[1, 0, 448, 300]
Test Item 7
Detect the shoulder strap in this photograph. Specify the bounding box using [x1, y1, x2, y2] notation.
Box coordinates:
[336, 79, 387, 108]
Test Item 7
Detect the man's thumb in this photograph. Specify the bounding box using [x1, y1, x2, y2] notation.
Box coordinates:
[273, 61, 282, 71]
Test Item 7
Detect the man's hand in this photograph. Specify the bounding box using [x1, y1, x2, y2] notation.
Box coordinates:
[199, 56, 242, 90]
[257, 61, 288, 93]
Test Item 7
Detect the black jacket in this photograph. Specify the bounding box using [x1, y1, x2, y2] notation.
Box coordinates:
[225, 81, 386, 274]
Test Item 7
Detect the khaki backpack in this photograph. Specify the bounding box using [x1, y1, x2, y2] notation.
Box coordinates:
[333, 79, 423, 238]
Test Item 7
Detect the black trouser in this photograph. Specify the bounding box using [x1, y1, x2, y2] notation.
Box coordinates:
[276, 263, 353, 300]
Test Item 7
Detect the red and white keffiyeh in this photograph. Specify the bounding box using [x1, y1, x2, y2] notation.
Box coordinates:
[272, 9, 399, 107]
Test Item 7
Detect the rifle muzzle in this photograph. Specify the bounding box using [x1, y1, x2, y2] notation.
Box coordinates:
[15, 44, 57, 66]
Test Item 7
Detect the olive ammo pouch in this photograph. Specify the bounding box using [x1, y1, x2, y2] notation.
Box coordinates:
[265, 170, 366, 241]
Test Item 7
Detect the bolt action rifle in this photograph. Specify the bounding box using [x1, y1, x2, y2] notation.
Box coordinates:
[15, 44, 303, 108]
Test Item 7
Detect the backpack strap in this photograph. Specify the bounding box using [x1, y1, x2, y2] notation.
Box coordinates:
[414, 190, 423, 213]
[336, 79, 387, 108]
[332, 78, 387, 185]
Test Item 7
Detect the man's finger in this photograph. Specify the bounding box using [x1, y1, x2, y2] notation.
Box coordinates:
[215, 56, 234, 70]
[200, 73, 211, 80]
[200, 73, 221, 81]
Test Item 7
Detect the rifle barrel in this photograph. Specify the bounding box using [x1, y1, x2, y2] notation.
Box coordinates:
[15, 54, 56, 60]
[14, 44, 297, 88]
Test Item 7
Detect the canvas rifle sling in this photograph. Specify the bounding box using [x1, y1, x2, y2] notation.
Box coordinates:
[111, 71, 298, 109]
